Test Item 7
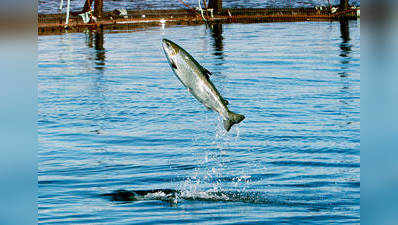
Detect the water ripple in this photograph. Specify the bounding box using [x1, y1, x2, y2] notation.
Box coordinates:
[38, 21, 360, 224]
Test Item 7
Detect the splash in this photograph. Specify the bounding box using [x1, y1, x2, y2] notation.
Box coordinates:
[171, 114, 251, 203]
[101, 188, 335, 211]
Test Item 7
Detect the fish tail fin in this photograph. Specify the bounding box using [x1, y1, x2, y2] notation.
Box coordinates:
[223, 111, 245, 131]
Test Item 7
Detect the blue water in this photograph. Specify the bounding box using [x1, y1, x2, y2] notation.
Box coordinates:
[38, 20, 360, 224]
[39, 0, 360, 14]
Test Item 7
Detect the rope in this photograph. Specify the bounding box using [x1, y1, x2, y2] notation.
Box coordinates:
[332, 8, 359, 18]
[198, 0, 207, 22]
[202, 0, 209, 18]
[177, 0, 200, 16]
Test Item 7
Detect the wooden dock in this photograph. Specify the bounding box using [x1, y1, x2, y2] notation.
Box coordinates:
[38, 7, 359, 35]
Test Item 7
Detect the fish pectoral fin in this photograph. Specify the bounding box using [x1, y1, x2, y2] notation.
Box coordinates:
[170, 59, 177, 69]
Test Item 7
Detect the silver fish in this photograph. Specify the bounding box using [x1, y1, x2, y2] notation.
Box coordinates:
[162, 39, 245, 131]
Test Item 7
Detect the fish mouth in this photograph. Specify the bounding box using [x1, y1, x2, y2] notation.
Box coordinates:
[162, 38, 172, 46]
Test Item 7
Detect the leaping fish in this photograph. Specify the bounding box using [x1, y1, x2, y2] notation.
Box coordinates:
[162, 39, 245, 131]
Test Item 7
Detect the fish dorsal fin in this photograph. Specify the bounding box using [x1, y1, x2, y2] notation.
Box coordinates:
[202, 67, 212, 79]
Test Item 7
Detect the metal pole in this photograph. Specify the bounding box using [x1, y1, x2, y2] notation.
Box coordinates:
[65, 0, 70, 25]
[59, 0, 64, 25]
[94, 0, 103, 18]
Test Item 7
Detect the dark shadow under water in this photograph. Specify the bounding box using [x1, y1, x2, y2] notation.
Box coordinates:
[101, 189, 338, 211]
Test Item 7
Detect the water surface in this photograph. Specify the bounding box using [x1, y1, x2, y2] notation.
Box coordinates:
[38, 21, 360, 224]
